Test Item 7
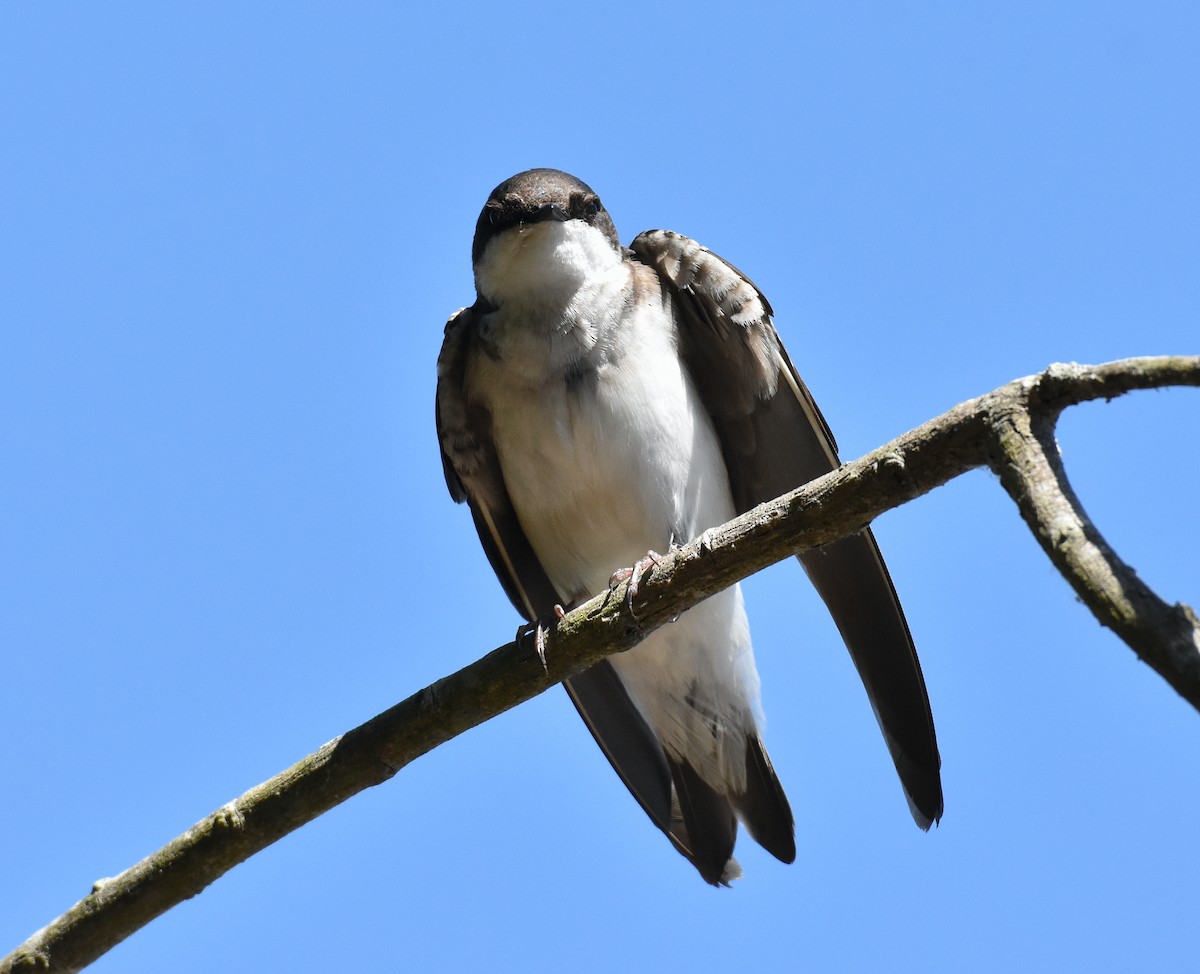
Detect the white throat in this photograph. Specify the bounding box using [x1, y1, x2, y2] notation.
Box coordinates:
[474, 220, 625, 310]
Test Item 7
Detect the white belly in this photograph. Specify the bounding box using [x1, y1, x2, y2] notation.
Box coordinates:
[477, 300, 735, 601]
[465, 288, 763, 788]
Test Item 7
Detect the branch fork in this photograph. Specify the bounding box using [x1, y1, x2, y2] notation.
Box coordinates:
[6, 356, 1198, 973]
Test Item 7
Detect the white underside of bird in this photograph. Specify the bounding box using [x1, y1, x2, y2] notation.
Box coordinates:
[467, 219, 763, 793]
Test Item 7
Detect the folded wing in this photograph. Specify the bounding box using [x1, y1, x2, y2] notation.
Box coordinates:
[628, 230, 943, 828]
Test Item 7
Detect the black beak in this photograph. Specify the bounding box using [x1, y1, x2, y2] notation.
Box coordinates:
[529, 201, 569, 224]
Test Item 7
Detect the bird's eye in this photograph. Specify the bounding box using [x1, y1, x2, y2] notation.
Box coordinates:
[589, 197, 602, 214]
[487, 207, 503, 226]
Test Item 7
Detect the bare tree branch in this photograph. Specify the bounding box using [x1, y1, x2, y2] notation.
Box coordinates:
[988, 361, 1200, 703]
[5, 356, 1198, 974]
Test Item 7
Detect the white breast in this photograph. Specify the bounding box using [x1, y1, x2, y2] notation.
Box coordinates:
[470, 285, 731, 600]
[465, 223, 764, 789]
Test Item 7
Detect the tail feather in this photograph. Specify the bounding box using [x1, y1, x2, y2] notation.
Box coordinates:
[566, 664, 796, 885]
[732, 736, 796, 864]
[667, 758, 739, 886]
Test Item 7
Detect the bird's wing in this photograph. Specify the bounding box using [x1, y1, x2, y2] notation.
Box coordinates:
[436, 307, 558, 619]
[629, 230, 944, 828]
[436, 304, 677, 846]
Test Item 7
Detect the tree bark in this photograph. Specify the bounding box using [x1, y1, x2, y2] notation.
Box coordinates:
[4, 356, 1198, 974]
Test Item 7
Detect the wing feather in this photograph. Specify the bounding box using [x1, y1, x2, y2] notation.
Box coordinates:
[629, 230, 943, 827]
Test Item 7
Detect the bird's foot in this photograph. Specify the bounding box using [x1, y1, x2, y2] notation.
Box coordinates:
[516, 618, 551, 673]
[515, 603, 570, 673]
[608, 551, 663, 620]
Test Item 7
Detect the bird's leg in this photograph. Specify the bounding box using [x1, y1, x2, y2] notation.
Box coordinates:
[609, 532, 688, 621]
[515, 602, 571, 673]
[608, 551, 664, 620]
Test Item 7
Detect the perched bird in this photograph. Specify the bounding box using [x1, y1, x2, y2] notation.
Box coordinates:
[436, 169, 942, 885]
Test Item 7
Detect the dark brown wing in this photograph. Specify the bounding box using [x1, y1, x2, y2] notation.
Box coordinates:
[436, 303, 678, 853]
[629, 230, 944, 828]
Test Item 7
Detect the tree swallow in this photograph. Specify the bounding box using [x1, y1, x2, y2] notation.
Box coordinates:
[436, 169, 942, 885]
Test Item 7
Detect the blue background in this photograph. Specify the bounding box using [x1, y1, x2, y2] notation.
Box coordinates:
[3, 3, 1198, 971]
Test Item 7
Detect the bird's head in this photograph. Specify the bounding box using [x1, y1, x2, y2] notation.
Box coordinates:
[471, 169, 622, 306]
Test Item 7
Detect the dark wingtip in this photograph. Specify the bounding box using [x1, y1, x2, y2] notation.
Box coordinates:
[888, 735, 944, 830]
[906, 788, 944, 832]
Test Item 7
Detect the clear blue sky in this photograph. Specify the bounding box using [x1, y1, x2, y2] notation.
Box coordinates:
[3, 3, 1199, 971]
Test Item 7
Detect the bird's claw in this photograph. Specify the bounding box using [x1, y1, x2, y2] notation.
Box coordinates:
[608, 550, 663, 620]
[516, 619, 550, 673]
[516, 604, 569, 673]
